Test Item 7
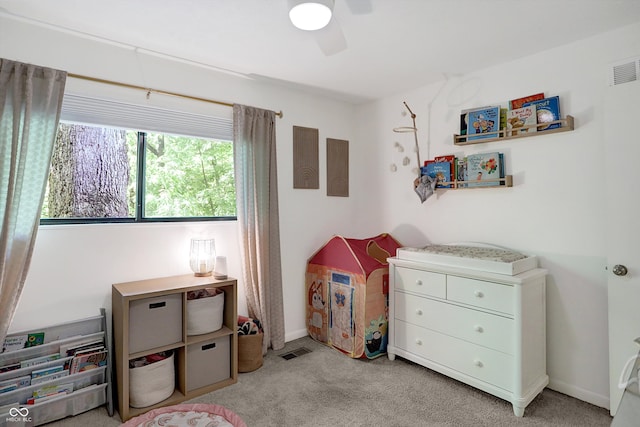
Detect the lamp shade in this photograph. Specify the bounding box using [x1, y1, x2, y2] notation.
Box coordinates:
[189, 238, 216, 277]
[289, 0, 333, 31]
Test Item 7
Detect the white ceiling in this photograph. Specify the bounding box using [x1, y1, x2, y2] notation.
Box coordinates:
[2, 0, 640, 104]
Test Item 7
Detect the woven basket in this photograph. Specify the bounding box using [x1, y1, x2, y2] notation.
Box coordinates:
[238, 333, 263, 373]
[187, 289, 224, 335]
[129, 353, 175, 408]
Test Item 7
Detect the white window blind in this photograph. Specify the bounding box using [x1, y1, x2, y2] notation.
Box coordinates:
[60, 93, 233, 140]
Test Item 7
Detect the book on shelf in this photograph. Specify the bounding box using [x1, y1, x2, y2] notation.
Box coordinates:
[506, 106, 537, 136]
[59, 336, 104, 357]
[433, 155, 456, 184]
[466, 106, 501, 141]
[523, 95, 560, 131]
[421, 160, 452, 188]
[30, 364, 64, 379]
[0, 375, 31, 391]
[465, 152, 503, 187]
[460, 106, 490, 136]
[509, 92, 544, 110]
[69, 349, 107, 374]
[456, 157, 467, 183]
[20, 353, 61, 369]
[2, 332, 44, 353]
[30, 369, 69, 385]
[0, 363, 20, 374]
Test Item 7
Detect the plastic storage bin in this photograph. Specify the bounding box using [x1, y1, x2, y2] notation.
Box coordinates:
[129, 352, 175, 408]
[186, 336, 230, 391]
[186, 289, 224, 336]
[129, 294, 182, 353]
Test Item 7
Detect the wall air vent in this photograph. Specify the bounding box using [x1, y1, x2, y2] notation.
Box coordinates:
[609, 56, 640, 86]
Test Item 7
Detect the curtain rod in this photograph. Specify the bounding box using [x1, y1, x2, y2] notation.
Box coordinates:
[67, 73, 284, 118]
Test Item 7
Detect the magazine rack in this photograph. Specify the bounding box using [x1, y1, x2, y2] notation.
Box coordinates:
[0, 309, 113, 425]
[453, 115, 574, 146]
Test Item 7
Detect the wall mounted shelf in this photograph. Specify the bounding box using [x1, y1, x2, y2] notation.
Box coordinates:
[435, 175, 513, 190]
[454, 116, 574, 146]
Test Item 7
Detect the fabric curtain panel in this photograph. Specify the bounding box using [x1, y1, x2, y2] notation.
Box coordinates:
[233, 104, 285, 355]
[0, 59, 67, 346]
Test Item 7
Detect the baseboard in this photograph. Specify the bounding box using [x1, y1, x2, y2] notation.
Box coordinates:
[285, 328, 308, 343]
[547, 378, 610, 410]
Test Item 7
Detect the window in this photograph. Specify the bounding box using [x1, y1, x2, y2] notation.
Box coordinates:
[41, 94, 235, 224]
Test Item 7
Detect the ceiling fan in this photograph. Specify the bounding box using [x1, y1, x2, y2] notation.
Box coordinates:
[288, 0, 373, 56]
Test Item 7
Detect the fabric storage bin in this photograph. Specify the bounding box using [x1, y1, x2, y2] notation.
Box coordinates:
[186, 336, 230, 391]
[129, 352, 175, 408]
[129, 294, 182, 354]
[186, 289, 224, 335]
[238, 333, 263, 373]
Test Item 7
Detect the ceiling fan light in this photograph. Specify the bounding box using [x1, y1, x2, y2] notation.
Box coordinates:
[289, 1, 333, 31]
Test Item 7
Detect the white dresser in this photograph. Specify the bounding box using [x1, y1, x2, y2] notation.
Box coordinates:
[388, 256, 548, 417]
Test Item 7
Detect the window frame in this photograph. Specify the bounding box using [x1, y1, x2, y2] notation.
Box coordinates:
[40, 126, 237, 225]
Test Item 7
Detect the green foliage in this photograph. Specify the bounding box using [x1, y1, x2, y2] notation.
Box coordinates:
[142, 132, 236, 217]
[42, 125, 235, 220]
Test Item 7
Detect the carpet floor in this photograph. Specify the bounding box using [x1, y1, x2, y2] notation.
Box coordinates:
[51, 336, 613, 426]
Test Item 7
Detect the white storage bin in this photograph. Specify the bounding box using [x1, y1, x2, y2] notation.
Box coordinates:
[129, 352, 175, 408]
[186, 289, 224, 335]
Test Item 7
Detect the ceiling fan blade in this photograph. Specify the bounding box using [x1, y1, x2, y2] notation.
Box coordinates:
[315, 18, 347, 56]
[344, 0, 373, 15]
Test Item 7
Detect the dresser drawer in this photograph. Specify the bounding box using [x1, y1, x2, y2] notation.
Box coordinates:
[394, 320, 514, 391]
[394, 267, 446, 298]
[394, 292, 514, 354]
[447, 276, 514, 315]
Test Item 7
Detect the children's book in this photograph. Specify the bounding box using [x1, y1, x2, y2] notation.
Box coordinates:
[524, 96, 561, 131]
[506, 106, 537, 136]
[509, 92, 544, 110]
[433, 155, 456, 184]
[465, 152, 502, 187]
[69, 349, 108, 374]
[466, 106, 501, 141]
[421, 161, 452, 188]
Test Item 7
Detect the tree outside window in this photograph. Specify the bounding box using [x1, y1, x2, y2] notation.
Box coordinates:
[41, 122, 236, 222]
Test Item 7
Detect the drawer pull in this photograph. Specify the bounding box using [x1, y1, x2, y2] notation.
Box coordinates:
[415, 309, 423, 316]
[474, 325, 484, 333]
[415, 339, 423, 345]
[415, 279, 423, 286]
[474, 290, 484, 298]
[474, 359, 483, 368]
[149, 301, 166, 309]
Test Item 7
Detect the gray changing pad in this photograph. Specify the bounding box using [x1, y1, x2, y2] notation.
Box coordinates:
[396, 244, 537, 275]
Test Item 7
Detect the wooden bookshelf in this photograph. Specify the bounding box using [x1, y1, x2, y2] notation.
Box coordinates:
[454, 115, 574, 146]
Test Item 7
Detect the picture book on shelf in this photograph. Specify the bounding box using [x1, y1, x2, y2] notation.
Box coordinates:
[506, 106, 537, 136]
[524, 95, 560, 131]
[509, 92, 544, 110]
[421, 160, 452, 188]
[433, 155, 455, 184]
[466, 106, 501, 141]
[69, 349, 107, 374]
[465, 152, 502, 187]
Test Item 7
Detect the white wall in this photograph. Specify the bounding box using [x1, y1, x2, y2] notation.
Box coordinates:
[356, 22, 640, 408]
[3, 11, 640, 411]
[0, 15, 374, 344]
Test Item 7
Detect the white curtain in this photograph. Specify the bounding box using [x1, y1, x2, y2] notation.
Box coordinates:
[233, 104, 285, 355]
[0, 59, 66, 346]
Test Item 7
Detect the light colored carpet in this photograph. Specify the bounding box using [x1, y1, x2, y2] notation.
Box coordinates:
[51, 336, 612, 426]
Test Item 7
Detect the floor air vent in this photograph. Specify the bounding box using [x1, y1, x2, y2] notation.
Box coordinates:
[280, 347, 312, 360]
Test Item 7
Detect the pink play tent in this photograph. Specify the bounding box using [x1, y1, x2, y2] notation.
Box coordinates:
[305, 233, 402, 359]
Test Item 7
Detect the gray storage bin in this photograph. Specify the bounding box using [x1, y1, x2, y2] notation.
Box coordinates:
[129, 294, 182, 354]
[186, 336, 230, 391]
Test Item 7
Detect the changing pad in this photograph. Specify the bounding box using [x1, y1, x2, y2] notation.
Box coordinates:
[396, 244, 537, 275]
